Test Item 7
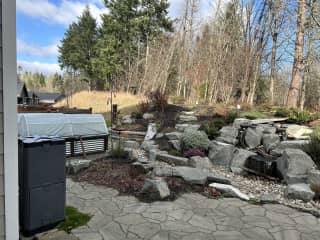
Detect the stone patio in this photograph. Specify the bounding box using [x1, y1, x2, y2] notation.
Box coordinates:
[66, 179, 320, 240]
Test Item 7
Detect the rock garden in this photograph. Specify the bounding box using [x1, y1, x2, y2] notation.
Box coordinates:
[67, 92, 320, 219]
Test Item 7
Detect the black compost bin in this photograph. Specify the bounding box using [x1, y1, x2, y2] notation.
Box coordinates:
[19, 137, 66, 235]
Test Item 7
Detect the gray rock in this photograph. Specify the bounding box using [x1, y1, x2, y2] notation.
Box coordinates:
[217, 126, 239, 145]
[141, 140, 158, 152]
[142, 178, 170, 200]
[67, 159, 91, 174]
[123, 140, 140, 149]
[259, 193, 279, 203]
[156, 153, 189, 166]
[143, 113, 155, 120]
[188, 156, 213, 169]
[174, 167, 209, 185]
[261, 125, 277, 134]
[165, 132, 182, 140]
[152, 166, 231, 185]
[286, 124, 313, 140]
[209, 141, 235, 167]
[149, 149, 167, 161]
[169, 140, 181, 151]
[152, 166, 177, 177]
[230, 148, 256, 175]
[122, 115, 134, 124]
[233, 118, 251, 129]
[145, 123, 157, 141]
[308, 169, 320, 186]
[179, 115, 197, 122]
[155, 133, 164, 139]
[209, 183, 250, 201]
[245, 127, 262, 149]
[277, 149, 315, 184]
[278, 140, 309, 150]
[285, 183, 315, 202]
[207, 173, 232, 185]
[263, 134, 280, 152]
[175, 124, 200, 132]
[132, 162, 154, 173]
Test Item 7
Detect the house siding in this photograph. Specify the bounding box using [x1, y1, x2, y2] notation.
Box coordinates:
[0, 0, 5, 238]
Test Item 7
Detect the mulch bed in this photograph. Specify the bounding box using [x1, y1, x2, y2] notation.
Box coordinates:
[73, 160, 220, 202]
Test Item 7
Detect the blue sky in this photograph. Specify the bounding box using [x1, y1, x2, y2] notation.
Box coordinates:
[17, 0, 215, 74]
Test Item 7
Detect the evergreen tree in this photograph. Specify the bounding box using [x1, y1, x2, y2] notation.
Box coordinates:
[58, 6, 98, 90]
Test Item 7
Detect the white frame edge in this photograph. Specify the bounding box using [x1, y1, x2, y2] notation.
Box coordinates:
[2, 0, 19, 239]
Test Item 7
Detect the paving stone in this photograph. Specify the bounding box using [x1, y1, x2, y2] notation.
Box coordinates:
[213, 231, 247, 240]
[73, 232, 103, 240]
[188, 215, 216, 231]
[66, 179, 320, 240]
[272, 229, 301, 240]
[129, 222, 161, 239]
[114, 213, 147, 226]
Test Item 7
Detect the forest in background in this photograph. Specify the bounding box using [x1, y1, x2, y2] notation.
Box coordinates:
[20, 0, 320, 110]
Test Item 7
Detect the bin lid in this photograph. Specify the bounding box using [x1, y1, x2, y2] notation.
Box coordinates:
[19, 135, 64, 143]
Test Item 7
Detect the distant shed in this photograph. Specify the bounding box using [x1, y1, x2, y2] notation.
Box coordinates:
[35, 92, 66, 104]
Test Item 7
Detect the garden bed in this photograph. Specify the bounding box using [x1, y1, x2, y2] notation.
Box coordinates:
[73, 160, 220, 202]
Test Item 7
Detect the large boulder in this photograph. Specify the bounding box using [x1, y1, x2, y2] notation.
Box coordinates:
[145, 123, 157, 141]
[216, 126, 239, 145]
[208, 141, 235, 167]
[233, 118, 251, 129]
[263, 134, 280, 152]
[67, 159, 91, 174]
[230, 148, 256, 175]
[277, 149, 315, 184]
[149, 149, 167, 161]
[278, 140, 309, 150]
[285, 183, 315, 202]
[286, 124, 313, 140]
[245, 127, 263, 149]
[188, 156, 213, 170]
[174, 167, 208, 185]
[142, 178, 170, 200]
[152, 166, 231, 185]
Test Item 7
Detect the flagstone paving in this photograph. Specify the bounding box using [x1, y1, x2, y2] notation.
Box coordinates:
[67, 179, 320, 240]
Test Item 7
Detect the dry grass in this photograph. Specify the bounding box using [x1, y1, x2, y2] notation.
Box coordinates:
[54, 91, 144, 114]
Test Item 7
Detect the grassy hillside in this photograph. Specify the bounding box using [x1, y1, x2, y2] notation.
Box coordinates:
[54, 91, 144, 115]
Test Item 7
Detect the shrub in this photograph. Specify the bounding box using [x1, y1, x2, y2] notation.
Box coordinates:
[180, 129, 210, 151]
[183, 149, 206, 158]
[304, 127, 320, 169]
[240, 111, 267, 120]
[225, 111, 238, 124]
[274, 107, 291, 117]
[148, 88, 168, 112]
[288, 110, 314, 124]
[131, 111, 143, 119]
[137, 100, 151, 114]
[200, 119, 226, 140]
[171, 96, 185, 104]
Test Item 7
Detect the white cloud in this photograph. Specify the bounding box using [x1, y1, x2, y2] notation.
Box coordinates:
[17, 39, 58, 58]
[18, 60, 61, 74]
[16, 0, 108, 26]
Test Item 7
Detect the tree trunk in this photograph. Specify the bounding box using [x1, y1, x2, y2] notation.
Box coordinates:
[287, 0, 306, 108]
[270, 0, 281, 105]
